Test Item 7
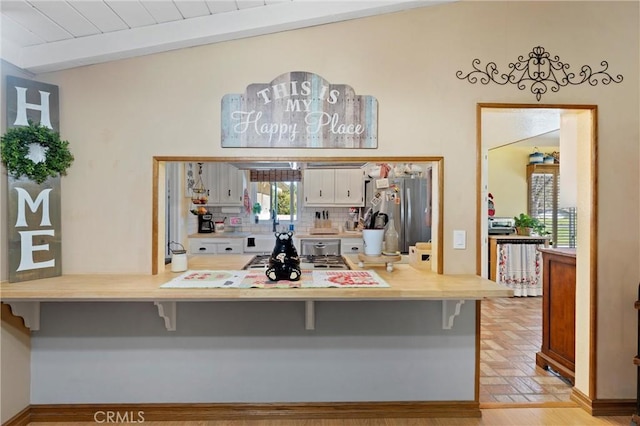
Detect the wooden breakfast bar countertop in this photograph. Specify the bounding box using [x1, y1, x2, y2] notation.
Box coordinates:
[3, 255, 512, 410]
[0, 255, 513, 302]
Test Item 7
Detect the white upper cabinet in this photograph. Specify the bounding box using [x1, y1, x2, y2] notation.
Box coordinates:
[205, 163, 245, 206]
[304, 169, 335, 205]
[218, 163, 245, 205]
[334, 169, 365, 205]
[304, 169, 364, 206]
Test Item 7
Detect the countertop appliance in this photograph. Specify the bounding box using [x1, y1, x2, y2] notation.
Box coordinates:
[198, 213, 214, 233]
[488, 217, 516, 235]
[365, 174, 432, 253]
[300, 238, 340, 256]
[243, 254, 349, 270]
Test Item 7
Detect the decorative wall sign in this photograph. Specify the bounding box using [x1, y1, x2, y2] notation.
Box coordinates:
[222, 71, 378, 148]
[7, 176, 62, 282]
[6, 76, 60, 131]
[456, 46, 623, 101]
[5, 76, 62, 282]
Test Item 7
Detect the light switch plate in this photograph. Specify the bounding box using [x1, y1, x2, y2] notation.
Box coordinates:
[453, 230, 466, 249]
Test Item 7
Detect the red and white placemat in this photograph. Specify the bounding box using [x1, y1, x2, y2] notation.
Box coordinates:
[161, 270, 390, 289]
[161, 270, 247, 288]
[308, 270, 390, 288]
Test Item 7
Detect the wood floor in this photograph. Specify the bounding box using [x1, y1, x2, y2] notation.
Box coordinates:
[30, 407, 631, 425]
[480, 296, 572, 403]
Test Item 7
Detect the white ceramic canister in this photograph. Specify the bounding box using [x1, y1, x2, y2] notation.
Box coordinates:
[169, 242, 188, 272]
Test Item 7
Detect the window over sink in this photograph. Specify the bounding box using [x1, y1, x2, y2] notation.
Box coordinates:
[250, 169, 300, 223]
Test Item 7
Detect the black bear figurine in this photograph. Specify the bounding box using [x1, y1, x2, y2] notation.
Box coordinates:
[265, 231, 301, 281]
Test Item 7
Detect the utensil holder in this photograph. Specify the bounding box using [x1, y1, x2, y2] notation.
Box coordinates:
[314, 219, 332, 229]
[362, 229, 384, 256]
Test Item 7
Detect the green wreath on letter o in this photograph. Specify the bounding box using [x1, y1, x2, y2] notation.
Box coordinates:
[0, 120, 74, 184]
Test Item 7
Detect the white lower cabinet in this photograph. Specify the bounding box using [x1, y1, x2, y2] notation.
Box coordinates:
[341, 238, 364, 255]
[189, 238, 243, 255]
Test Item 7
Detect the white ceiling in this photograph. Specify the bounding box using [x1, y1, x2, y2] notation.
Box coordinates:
[482, 108, 561, 150]
[1, 0, 451, 74]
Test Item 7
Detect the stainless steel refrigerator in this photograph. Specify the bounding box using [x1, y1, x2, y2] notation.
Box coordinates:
[365, 174, 432, 253]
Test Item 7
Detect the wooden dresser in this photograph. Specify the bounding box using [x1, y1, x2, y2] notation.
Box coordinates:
[536, 247, 576, 384]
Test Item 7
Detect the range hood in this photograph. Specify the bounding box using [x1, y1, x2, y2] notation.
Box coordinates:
[229, 162, 297, 170]
[304, 162, 367, 169]
[229, 161, 367, 170]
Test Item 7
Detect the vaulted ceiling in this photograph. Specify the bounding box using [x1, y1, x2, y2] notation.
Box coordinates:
[1, 0, 450, 74]
[1, 1, 561, 147]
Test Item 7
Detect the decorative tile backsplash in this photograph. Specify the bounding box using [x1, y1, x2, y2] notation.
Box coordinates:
[188, 206, 358, 235]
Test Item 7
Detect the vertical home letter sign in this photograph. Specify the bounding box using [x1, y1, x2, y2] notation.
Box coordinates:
[6, 76, 62, 282]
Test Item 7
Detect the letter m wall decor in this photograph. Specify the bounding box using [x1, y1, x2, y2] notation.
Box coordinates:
[6, 76, 62, 282]
[221, 71, 378, 148]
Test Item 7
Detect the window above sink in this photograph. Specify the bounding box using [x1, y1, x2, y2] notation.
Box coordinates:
[251, 169, 300, 223]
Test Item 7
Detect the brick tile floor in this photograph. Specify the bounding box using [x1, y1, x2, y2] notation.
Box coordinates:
[480, 296, 573, 403]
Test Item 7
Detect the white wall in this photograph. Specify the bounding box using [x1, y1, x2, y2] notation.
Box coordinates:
[575, 109, 594, 394]
[488, 145, 559, 218]
[489, 146, 533, 218]
[0, 305, 30, 423]
[1, 61, 33, 422]
[1, 1, 638, 401]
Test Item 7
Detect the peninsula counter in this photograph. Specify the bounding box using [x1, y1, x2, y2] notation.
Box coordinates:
[0, 254, 512, 302]
[1, 255, 512, 422]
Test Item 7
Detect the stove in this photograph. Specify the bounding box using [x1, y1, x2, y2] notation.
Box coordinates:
[243, 254, 350, 270]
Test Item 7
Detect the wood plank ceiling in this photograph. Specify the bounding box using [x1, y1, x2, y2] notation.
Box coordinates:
[1, 0, 448, 74]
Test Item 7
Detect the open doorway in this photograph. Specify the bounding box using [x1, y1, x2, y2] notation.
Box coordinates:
[477, 104, 597, 404]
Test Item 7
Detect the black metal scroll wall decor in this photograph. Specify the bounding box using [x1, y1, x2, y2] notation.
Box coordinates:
[456, 46, 623, 101]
